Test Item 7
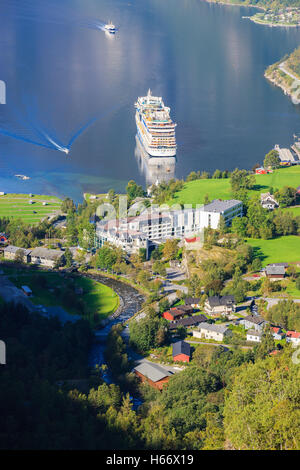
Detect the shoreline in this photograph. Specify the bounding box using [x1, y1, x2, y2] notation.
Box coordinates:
[206, 1, 300, 28]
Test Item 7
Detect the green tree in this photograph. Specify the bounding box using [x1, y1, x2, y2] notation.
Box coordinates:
[224, 352, 300, 450]
[263, 149, 281, 169]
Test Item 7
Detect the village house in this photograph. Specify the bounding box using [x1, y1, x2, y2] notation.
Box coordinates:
[30, 247, 65, 268]
[162, 305, 194, 321]
[133, 362, 172, 390]
[184, 297, 201, 309]
[286, 330, 300, 346]
[264, 265, 286, 280]
[260, 193, 279, 211]
[204, 295, 236, 317]
[168, 314, 207, 332]
[172, 341, 191, 363]
[3, 245, 32, 263]
[0, 233, 8, 244]
[240, 315, 268, 332]
[193, 322, 231, 342]
[246, 329, 262, 343]
[271, 327, 285, 340]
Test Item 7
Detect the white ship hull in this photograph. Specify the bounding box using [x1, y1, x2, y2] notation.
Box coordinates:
[135, 112, 176, 157]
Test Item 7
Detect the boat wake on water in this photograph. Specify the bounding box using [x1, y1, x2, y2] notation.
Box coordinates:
[78, 19, 118, 34]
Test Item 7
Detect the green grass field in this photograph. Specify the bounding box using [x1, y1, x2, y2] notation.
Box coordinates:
[0, 194, 62, 225]
[2, 267, 119, 323]
[169, 166, 300, 207]
[281, 206, 300, 217]
[247, 236, 300, 266]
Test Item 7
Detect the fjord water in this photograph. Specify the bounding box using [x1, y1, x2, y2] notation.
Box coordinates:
[1, 0, 300, 201]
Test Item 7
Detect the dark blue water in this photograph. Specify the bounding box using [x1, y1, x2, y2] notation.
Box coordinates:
[1, 0, 300, 201]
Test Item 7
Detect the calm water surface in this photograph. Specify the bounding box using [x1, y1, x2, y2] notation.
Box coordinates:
[1, 0, 300, 201]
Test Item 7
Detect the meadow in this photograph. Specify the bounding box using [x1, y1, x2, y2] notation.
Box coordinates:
[1, 266, 119, 324]
[246, 236, 300, 266]
[169, 166, 300, 206]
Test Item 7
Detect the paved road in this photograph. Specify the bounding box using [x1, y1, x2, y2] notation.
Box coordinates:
[264, 297, 300, 310]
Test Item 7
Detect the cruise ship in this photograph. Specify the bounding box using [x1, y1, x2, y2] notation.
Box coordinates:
[135, 90, 177, 157]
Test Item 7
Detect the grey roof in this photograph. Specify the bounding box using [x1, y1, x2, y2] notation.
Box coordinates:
[242, 315, 266, 325]
[185, 297, 201, 305]
[4, 245, 32, 255]
[30, 247, 64, 261]
[247, 329, 263, 337]
[268, 263, 289, 268]
[266, 265, 286, 275]
[134, 362, 172, 382]
[203, 199, 242, 213]
[173, 314, 207, 328]
[206, 295, 235, 307]
[172, 341, 191, 358]
[199, 322, 229, 334]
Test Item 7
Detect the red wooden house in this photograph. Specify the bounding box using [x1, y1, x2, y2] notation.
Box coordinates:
[172, 340, 191, 363]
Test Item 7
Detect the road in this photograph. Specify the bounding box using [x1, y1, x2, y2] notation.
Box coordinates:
[279, 61, 300, 84]
[264, 297, 300, 310]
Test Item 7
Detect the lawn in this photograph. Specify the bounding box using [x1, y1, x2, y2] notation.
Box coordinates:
[168, 166, 300, 207]
[2, 267, 119, 324]
[247, 236, 300, 266]
[0, 193, 62, 225]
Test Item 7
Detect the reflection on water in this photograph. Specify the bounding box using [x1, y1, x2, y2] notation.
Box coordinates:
[134, 135, 176, 186]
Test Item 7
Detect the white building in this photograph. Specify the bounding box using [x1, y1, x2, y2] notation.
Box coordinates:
[95, 199, 243, 256]
[246, 329, 262, 343]
[193, 322, 231, 342]
[200, 199, 243, 229]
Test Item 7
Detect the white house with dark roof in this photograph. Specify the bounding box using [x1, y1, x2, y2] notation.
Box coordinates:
[260, 193, 279, 211]
[204, 295, 236, 317]
[240, 315, 268, 332]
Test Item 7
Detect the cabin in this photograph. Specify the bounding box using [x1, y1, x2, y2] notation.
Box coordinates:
[172, 340, 191, 363]
[133, 362, 172, 390]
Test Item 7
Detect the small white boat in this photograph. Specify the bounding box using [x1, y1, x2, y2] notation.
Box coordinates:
[15, 174, 30, 180]
[104, 21, 116, 33]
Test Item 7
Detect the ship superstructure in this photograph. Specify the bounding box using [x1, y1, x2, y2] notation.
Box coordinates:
[135, 90, 177, 157]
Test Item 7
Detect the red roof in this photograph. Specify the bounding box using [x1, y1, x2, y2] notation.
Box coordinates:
[271, 327, 281, 334]
[269, 350, 280, 356]
[286, 331, 300, 339]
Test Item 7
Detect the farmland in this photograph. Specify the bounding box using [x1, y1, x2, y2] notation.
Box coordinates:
[0, 193, 62, 224]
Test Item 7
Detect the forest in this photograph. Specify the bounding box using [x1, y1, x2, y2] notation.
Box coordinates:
[0, 301, 299, 450]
